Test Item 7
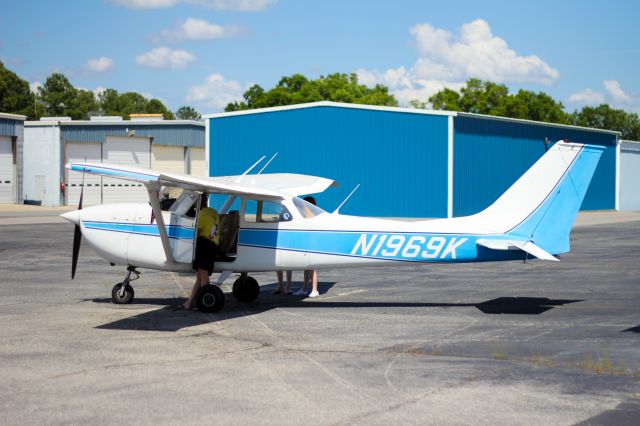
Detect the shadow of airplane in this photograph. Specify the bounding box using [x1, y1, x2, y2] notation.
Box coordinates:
[622, 325, 640, 333]
[93, 282, 582, 332]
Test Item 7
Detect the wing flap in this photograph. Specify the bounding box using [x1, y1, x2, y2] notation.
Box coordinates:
[477, 238, 559, 261]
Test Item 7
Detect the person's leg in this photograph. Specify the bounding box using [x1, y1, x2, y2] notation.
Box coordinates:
[285, 271, 292, 293]
[184, 274, 201, 309]
[309, 270, 319, 298]
[274, 271, 284, 293]
[295, 270, 310, 295]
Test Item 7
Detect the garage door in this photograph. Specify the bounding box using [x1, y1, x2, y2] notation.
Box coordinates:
[188, 147, 206, 176]
[102, 136, 151, 203]
[0, 136, 14, 203]
[152, 145, 184, 174]
[65, 142, 102, 206]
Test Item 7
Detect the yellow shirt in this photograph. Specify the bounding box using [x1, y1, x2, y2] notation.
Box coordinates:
[197, 207, 220, 245]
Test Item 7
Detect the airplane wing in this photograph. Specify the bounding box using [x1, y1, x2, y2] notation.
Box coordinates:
[66, 162, 337, 199]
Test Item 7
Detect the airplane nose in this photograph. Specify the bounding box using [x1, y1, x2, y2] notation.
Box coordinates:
[61, 209, 81, 225]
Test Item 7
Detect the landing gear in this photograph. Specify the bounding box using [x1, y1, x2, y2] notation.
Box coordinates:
[196, 284, 225, 313]
[111, 266, 140, 304]
[233, 273, 260, 303]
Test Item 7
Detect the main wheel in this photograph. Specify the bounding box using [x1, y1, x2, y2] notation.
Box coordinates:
[233, 276, 260, 303]
[196, 284, 225, 313]
[111, 283, 134, 304]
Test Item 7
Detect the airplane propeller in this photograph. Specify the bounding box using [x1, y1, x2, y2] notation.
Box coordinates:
[71, 178, 84, 279]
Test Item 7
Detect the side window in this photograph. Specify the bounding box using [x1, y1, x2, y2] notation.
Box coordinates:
[170, 191, 198, 218]
[243, 199, 292, 223]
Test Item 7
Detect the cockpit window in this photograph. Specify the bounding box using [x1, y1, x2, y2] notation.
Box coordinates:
[244, 199, 293, 223]
[293, 197, 326, 218]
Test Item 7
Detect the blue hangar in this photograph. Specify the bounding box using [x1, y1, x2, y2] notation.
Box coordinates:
[204, 101, 619, 218]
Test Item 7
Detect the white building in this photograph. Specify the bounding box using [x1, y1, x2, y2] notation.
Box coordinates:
[23, 115, 205, 206]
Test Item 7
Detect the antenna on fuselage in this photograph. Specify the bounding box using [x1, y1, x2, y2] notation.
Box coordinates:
[257, 153, 278, 175]
[332, 184, 360, 214]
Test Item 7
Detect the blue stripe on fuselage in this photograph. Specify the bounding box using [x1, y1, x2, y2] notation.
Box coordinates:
[239, 229, 510, 263]
[83, 221, 195, 240]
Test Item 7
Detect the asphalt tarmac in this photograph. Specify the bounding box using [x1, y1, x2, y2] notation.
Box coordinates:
[1, 212, 639, 425]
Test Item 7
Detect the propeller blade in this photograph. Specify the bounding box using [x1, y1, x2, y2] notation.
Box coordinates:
[71, 176, 84, 279]
[71, 224, 81, 279]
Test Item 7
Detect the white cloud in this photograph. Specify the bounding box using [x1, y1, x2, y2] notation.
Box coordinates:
[110, 0, 276, 11]
[603, 80, 631, 103]
[567, 80, 640, 113]
[85, 57, 114, 72]
[187, 73, 245, 111]
[29, 81, 42, 94]
[155, 18, 244, 42]
[135, 47, 196, 69]
[356, 19, 559, 106]
[568, 88, 605, 105]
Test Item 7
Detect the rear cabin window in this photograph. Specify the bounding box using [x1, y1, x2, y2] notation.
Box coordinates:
[244, 199, 292, 223]
[293, 197, 326, 218]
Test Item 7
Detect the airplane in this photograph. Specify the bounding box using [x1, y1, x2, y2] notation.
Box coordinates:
[61, 140, 604, 313]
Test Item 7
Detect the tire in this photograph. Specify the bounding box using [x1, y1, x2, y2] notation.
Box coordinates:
[196, 284, 225, 313]
[232, 276, 260, 303]
[111, 283, 134, 304]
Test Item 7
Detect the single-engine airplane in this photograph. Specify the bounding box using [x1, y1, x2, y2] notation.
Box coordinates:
[61, 140, 604, 313]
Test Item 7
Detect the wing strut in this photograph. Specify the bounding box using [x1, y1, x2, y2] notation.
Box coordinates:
[146, 183, 175, 264]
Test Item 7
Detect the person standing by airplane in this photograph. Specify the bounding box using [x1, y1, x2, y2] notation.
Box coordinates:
[183, 194, 220, 310]
[294, 196, 320, 298]
[273, 271, 293, 295]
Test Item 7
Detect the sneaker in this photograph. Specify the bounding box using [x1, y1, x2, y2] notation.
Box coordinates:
[293, 289, 307, 296]
[308, 290, 319, 298]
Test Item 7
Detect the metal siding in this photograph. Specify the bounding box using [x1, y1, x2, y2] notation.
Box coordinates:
[620, 142, 640, 210]
[210, 106, 448, 217]
[59, 124, 204, 147]
[0, 118, 21, 137]
[453, 116, 617, 216]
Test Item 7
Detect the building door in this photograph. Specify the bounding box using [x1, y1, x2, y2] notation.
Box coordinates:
[151, 145, 184, 174]
[65, 142, 102, 206]
[0, 136, 14, 203]
[187, 147, 206, 176]
[102, 136, 151, 203]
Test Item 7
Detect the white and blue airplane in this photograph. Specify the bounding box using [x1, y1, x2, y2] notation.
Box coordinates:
[61, 140, 604, 313]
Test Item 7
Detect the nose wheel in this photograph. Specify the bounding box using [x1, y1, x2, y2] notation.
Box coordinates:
[111, 266, 139, 304]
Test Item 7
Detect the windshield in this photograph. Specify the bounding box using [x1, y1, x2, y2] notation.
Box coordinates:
[293, 197, 326, 218]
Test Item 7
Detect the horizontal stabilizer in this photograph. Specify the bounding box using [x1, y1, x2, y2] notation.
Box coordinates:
[477, 239, 559, 262]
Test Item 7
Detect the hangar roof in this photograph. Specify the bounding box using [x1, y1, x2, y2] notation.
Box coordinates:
[205, 100, 620, 136]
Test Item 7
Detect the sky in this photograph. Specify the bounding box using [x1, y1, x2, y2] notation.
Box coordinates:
[2, 0, 639, 115]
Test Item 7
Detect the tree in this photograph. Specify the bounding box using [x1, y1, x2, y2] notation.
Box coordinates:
[176, 105, 202, 120]
[571, 104, 640, 140]
[0, 61, 36, 118]
[427, 78, 570, 124]
[225, 72, 397, 112]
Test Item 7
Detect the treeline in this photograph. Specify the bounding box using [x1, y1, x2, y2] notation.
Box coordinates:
[0, 61, 201, 121]
[226, 74, 640, 140]
[2, 60, 639, 139]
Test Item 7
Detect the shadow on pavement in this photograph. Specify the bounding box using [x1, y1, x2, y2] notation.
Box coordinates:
[94, 282, 582, 332]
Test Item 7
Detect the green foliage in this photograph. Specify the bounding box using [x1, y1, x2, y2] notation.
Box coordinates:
[571, 104, 640, 140]
[175, 105, 201, 120]
[427, 78, 570, 124]
[96, 89, 174, 120]
[225, 72, 397, 112]
[0, 61, 36, 118]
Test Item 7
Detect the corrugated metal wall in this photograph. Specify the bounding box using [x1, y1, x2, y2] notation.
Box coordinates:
[453, 115, 617, 216]
[60, 123, 204, 147]
[0, 118, 24, 203]
[210, 106, 449, 217]
[620, 141, 640, 210]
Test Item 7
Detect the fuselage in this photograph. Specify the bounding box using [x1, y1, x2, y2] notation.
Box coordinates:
[72, 198, 522, 274]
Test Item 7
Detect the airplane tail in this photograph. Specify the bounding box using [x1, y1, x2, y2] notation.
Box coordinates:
[472, 141, 605, 257]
